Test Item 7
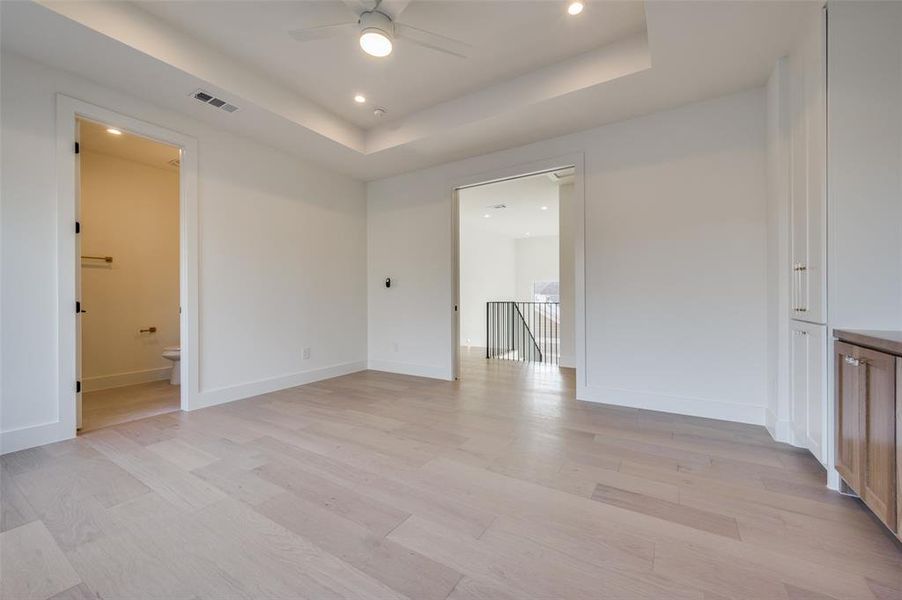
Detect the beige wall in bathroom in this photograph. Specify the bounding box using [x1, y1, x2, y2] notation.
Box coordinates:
[80, 150, 179, 391]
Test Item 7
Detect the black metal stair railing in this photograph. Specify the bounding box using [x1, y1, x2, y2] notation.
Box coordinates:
[486, 301, 560, 364]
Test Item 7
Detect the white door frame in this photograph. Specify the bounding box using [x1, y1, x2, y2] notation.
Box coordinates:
[56, 94, 199, 434]
[450, 152, 586, 393]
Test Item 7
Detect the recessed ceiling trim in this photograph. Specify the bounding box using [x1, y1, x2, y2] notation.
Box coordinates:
[36, 0, 366, 152]
[367, 32, 652, 154]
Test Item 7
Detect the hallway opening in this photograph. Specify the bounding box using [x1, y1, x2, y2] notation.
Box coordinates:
[455, 168, 575, 383]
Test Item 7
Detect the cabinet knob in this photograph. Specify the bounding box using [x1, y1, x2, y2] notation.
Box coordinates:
[844, 356, 861, 367]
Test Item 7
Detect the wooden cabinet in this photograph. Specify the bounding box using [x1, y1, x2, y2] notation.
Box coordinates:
[859, 347, 897, 530]
[897, 358, 902, 539]
[788, 8, 827, 324]
[834, 333, 899, 535]
[790, 322, 826, 462]
[834, 341, 863, 491]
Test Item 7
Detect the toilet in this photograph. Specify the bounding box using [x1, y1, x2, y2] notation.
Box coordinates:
[161, 346, 180, 385]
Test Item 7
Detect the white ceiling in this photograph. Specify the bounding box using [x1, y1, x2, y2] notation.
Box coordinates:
[79, 118, 180, 172]
[136, 1, 647, 129]
[460, 172, 561, 240]
[1, 1, 816, 180]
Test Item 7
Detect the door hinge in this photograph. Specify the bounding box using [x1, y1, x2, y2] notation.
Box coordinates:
[76, 381, 82, 393]
[75, 141, 80, 154]
[75, 221, 80, 234]
[76, 301, 81, 314]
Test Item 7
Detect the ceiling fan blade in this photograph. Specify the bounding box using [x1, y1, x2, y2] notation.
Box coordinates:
[288, 22, 357, 42]
[341, 0, 371, 17]
[395, 23, 471, 58]
[376, 0, 412, 20]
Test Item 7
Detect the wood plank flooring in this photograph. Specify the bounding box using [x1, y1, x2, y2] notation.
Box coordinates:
[2, 348, 900, 599]
[81, 380, 180, 432]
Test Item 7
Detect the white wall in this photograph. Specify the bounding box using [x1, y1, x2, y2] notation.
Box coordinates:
[559, 182, 576, 367]
[827, 1, 902, 331]
[515, 236, 559, 301]
[368, 89, 768, 423]
[458, 224, 516, 347]
[1, 52, 367, 453]
[80, 151, 180, 391]
[765, 59, 792, 437]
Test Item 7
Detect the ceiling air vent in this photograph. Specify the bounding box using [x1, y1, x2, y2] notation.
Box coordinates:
[192, 89, 239, 113]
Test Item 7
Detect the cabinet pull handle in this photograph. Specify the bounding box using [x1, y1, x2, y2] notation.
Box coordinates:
[793, 263, 808, 313]
[844, 356, 860, 367]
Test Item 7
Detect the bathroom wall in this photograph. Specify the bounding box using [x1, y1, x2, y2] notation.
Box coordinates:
[80, 150, 180, 391]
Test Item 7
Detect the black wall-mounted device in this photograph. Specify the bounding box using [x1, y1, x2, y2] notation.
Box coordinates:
[385, 277, 391, 288]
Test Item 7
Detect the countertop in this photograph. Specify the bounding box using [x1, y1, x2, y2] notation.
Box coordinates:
[833, 329, 902, 356]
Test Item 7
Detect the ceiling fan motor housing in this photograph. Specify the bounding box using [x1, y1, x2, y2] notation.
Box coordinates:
[359, 10, 394, 39]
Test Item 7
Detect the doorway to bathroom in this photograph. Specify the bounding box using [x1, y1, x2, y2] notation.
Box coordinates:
[75, 117, 182, 431]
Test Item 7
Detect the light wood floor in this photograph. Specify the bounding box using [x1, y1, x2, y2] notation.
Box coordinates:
[81, 380, 180, 432]
[2, 349, 900, 599]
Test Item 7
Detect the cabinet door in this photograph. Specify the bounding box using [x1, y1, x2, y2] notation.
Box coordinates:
[803, 10, 827, 324]
[791, 322, 826, 461]
[804, 325, 826, 462]
[789, 41, 809, 319]
[859, 347, 897, 531]
[789, 9, 826, 323]
[834, 341, 863, 493]
[790, 324, 810, 446]
[896, 358, 901, 540]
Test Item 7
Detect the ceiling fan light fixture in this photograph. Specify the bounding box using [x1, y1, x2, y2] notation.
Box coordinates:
[360, 29, 392, 56]
[358, 10, 394, 57]
[567, 1, 584, 16]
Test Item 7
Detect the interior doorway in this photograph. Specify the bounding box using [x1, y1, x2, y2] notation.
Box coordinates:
[454, 167, 576, 382]
[76, 118, 182, 431]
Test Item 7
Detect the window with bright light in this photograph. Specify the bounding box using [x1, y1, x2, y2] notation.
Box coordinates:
[533, 281, 559, 303]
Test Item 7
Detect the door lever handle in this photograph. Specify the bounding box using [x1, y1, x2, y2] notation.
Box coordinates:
[139, 326, 157, 334]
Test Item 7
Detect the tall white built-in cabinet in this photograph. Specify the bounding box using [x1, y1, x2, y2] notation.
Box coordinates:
[774, 1, 902, 487]
[786, 7, 828, 465]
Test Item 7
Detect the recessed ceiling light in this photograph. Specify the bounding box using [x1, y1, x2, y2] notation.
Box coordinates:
[354, 94, 366, 104]
[540, 206, 549, 210]
[567, 1, 584, 16]
[106, 128, 123, 135]
[483, 214, 491, 218]
[360, 30, 393, 57]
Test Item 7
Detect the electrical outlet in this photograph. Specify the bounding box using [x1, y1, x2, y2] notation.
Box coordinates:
[302, 347, 311, 360]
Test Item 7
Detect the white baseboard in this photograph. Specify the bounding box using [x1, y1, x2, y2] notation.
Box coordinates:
[771, 419, 794, 444]
[559, 354, 576, 369]
[367, 359, 452, 381]
[1, 420, 71, 455]
[578, 385, 765, 426]
[765, 407, 778, 438]
[191, 360, 367, 411]
[83, 366, 172, 392]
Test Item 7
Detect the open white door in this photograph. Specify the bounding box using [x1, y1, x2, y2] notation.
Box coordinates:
[75, 119, 83, 429]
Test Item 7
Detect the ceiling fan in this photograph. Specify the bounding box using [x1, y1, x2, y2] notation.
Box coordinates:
[288, 0, 471, 59]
